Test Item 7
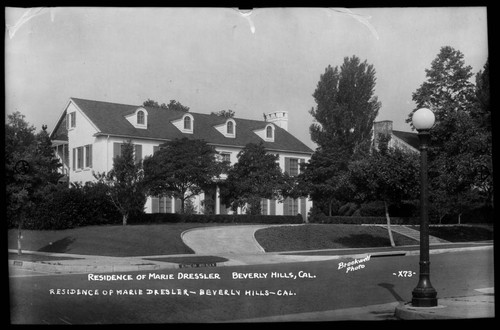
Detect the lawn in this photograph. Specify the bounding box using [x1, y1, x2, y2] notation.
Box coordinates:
[254, 224, 418, 252]
[7, 223, 225, 257]
[409, 224, 494, 242]
[7, 223, 492, 257]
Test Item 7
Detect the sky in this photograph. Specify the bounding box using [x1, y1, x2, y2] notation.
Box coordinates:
[5, 7, 489, 150]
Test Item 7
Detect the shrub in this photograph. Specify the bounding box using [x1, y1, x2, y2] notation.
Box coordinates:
[130, 213, 303, 225]
[23, 182, 121, 230]
[308, 215, 419, 225]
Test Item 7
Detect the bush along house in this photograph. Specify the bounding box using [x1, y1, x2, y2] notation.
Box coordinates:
[50, 97, 314, 221]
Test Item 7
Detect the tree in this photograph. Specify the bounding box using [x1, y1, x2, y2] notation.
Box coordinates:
[348, 137, 420, 246]
[408, 48, 492, 222]
[95, 140, 146, 225]
[407, 46, 476, 128]
[142, 138, 225, 213]
[211, 109, 235, 118]
[5, 112, 62, 253]
[142, 99, 190, 112]
[304, 55, 381, 214]
[220, 142, 288, 214]
[309, 55, 381, 154]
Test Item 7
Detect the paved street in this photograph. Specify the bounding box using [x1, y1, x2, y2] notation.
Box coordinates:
[8, 248, 494, 323]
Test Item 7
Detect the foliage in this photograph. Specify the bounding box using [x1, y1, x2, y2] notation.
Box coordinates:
[407, 46, 476, 126]
[130, 213, 303, 224]
[408, 47, 492, 222]
[307, 215, 419, 225]
[95, 140, 146, 225]
[219, 142, 289, 214]
[304, 55, 381, 214]
[13, 182, 121, 230]
[5, 112, 62, 232]
[143, 138, 226, 213]
[143, 99, 190, 112]
[309, 55, 381, 153]
[210, 109, 235, 118]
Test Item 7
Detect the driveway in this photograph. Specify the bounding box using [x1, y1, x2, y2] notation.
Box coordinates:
[181, 225, 272, 254]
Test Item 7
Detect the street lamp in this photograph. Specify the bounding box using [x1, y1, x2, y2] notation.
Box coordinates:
[411, 107, 438, 307]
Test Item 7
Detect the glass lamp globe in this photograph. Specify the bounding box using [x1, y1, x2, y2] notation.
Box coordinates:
[412, 108, 435, 130]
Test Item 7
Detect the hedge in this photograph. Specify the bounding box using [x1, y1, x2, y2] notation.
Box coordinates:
[130, 213, 304, 225]
[309, 215, 420, 225]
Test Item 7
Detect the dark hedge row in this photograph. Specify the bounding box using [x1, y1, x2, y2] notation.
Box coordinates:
[309, 215, 420, 225]
[129, 213, 304, 225]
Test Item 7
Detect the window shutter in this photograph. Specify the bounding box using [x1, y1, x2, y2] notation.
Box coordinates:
[72, 148, 75, 171]
[270, 199, 276, 215]
[89, 145, 93, 167]
[300, 158, 305, 174]
[66, 114, 69, 129]
[153, 146, 159, 154]
[151, 197, 159, 213]
[284, 157, 290, 174]
[113, 142, 121, 160]
[175, 198, 182, 213]
[300, 197, 307, 221]
[134, 144, 143, 164]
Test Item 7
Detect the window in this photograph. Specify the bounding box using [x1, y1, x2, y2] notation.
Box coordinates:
[184, 116, 191, 130]
[220, 153, 231, 163]
[227, 121, 234, 135]
[261, 199, 268, 215]
[67, 112, 76, 129]
[85, 145, 92, 168]
[285, 157, 299, 176]
[77, 147, 84, 169]
[284, 197, 298, 216]
[137, 111, 145, 125]
[266, 126, 273, 139]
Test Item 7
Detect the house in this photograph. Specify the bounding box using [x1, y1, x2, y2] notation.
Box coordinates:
[372, 120, 419, 154]
[50, 97, 314, 220]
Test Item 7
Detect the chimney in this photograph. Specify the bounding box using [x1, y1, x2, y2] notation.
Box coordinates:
[264, 111, 288, 131]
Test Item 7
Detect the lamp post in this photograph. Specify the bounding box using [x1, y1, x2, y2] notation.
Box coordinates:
[411, 108, 438, 307]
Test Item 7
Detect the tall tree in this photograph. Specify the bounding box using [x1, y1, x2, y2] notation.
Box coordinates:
[95, 140, 146, 225]
[407, 46, 476, 128]
[220, 142, 288, 214]
[309, 55, 381, 154]
[408, 48, 492, 222]
[304, 55, 381, 214]
[142, 138, 225, 213]
[6, 112, 62, 253]
[142, 99, 190, 112]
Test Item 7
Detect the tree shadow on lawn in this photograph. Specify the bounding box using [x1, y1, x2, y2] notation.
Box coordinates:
[37, 236, 76, 253]
[334, 234, 391, 248]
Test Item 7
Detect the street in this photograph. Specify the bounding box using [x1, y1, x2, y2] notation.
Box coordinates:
[8, 248, 494, 323]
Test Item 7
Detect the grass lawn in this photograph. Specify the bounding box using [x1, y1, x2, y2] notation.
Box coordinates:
[409, 224, 494, 242]
[254, 224, 418, 252]
[7, 223, 229, 257]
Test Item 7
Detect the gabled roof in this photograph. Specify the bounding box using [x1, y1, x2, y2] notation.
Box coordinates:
[57, 97, 313, 154]
[392, 130, 419, 150]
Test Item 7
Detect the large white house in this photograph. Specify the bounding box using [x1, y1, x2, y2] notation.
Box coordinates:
[50, 97, 315, 221]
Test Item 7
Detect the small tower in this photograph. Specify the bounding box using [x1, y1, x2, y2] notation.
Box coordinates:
[264, 111, 288, 131]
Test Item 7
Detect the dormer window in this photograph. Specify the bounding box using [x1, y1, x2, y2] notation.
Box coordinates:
[254, 124, 275, 142]
[266, 126, 273, 139]
[184, 116, 192, 130]
[137, 110, 145, 125]
[227, 121, 234, 135]
[125, 107, 148, 129]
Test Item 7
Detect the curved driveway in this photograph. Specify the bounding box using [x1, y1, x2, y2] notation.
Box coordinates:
[181, 225, 272, 255]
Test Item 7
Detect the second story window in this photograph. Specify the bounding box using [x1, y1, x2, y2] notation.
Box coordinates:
[227, 121, 234, 135]
[67, 112, 76, 129]
[137, 111, 145, 125]
[184, 116, 191, 130]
